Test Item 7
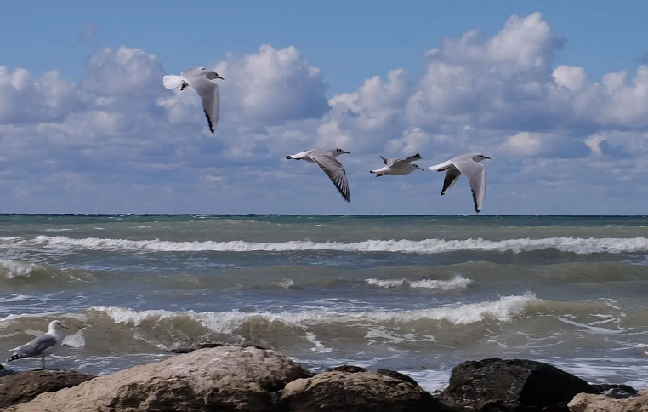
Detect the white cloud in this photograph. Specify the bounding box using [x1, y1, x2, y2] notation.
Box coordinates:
[499, 132, 545, 156]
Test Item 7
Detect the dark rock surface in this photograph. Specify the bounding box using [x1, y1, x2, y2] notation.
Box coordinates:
[377, 368, 419, 386]
[0, 369, 95, 409]
[591, 383, 638, 399]
[170, 340, 267, 353]
[280, 370, 451, 412]
[438, 358, 599, 412]
[328, 364, 368, 373]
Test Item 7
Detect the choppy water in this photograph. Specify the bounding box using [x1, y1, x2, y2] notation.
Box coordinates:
[2, 214, 648, 392]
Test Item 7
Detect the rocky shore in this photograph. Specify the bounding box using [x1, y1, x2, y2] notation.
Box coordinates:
[0, 344, 644, 411]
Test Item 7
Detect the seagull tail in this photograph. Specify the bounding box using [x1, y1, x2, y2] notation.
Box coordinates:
[162, 75, 186, 90]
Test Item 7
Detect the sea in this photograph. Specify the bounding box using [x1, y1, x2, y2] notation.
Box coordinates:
[2, 214, 648, 392]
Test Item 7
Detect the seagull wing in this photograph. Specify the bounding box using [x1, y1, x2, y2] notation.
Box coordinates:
[428, 159, 454, 171]
[454, 159, 486, 213]
[312, 155, 350, 202]
[9, 334, 57, 359]
[379, 156, 394, 166]
[392, 153, 422, 168]
[401, 153, 422, 164]
[180, 67, 207, 77]
[441, 168, 462, 195]
[186, 75, 220, 133]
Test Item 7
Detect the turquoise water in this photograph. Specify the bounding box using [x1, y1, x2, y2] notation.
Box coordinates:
[2, 214, 648, 391]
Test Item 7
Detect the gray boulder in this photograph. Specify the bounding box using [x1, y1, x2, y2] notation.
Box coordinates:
[6, 345, 309, 412]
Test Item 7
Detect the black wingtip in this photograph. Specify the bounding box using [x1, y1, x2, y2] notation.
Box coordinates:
[369, 170, 375, 174]
[286, 156, 292, 159]
[204, 110, 214, 133]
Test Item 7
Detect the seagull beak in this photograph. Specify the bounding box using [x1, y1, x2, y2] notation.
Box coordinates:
[218, 76, 225, 80]
[343, 151, 350, 154]
[484, 156, 491, 159]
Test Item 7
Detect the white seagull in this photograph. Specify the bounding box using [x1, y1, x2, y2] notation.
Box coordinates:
[162, 67, 224, 133]
[429, 153, 491, 213]
[286, 147, 351, 202]
[370, 153, 424, 176]
[7, 320, 68, 369]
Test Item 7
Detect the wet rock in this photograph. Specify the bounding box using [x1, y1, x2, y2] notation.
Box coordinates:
[170, 341, 266, 354]
[328, 365, 367, 373]
[377, 369, 419, 386]
[438, 358, 598, 412]
[0, 369, 95, 409]
[280, 370, 451, 412]
[6, 345, 309, 412]
[591, 384, 638, 399]
[569, 388, 648, 412]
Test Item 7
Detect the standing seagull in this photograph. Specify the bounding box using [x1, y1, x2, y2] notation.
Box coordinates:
[286, 147, 351, 202]
[7, 320, 68, 369]
[162, 67, 224, 133]
[370, 153, 424, 176]
[429, 153, 491, 213]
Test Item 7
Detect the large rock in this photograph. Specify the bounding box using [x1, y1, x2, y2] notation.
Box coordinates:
[438, 358, 598, 412]
[279, 370, 451, 412]
[0, 370, 95, 409]
[6, 345, 309, 412]
[569, 389, 648, 412]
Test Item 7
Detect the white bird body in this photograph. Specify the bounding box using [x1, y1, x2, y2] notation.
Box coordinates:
[429, 153, 491, 213]
[286, 147, 351, 202]
[370, 153, 423, 176]
[7, 320, 68, 369]
[162, 67, 224, 133]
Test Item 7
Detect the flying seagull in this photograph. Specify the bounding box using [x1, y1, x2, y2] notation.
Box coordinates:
[286, 147, 351, 202]
[7, 320, 68, 369]
[162, 67, 224, 133]
[370, 153, 424, 176]
[429, 153, 491, 213]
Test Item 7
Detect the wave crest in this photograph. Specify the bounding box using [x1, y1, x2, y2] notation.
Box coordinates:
[25, 235, 648, 255]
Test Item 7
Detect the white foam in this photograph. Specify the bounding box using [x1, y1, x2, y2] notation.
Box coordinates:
[90, 293, 537, 333]
[28, 235, 648, 255]
[0, 260, 38, 278]
[0, 294, 34, 303]
[63, 330, 86, 348]
[305, 332, 333, 352]
[366, 275, 472, 290]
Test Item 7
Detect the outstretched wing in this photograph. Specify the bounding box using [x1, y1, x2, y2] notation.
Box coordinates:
[187, 75, 220, 133]
[454, 159, 486, 213]
[429, 159, 454, 171]
[379, 156, 395, 166]
[441, 168, 462, 195]
[312, 155, 350, 202]
[392, 153, 422, 167]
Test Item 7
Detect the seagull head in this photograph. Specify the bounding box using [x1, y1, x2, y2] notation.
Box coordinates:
[412, 163, 424, 171]
[472, 154, 491, 162]
[48, 320, 68, 332]
[207, 71, 225, 81]
[334, 147, 350, 157]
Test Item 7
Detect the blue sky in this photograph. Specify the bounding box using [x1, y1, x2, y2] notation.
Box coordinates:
[1, 1, 648, 214]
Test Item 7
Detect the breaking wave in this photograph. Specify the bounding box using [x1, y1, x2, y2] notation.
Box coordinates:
[21, 235, 648, 255]
[366, 275, 472, 289]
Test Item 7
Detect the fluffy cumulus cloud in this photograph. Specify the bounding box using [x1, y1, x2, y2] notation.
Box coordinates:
[2, 13, 648, 214]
